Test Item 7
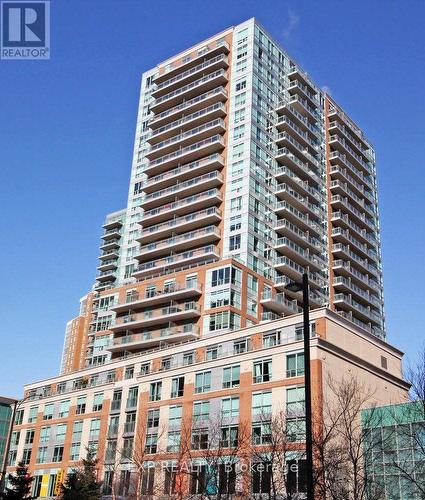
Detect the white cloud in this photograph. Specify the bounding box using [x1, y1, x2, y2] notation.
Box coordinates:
[282, 10, 300, 39]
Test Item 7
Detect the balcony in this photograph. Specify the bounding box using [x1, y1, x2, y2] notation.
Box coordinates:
[148, 103, 227, 145]
[97, 270, 117, 282]
[273, 219, 322, 251]
[99, 248, 120, 260]
[109, 325, 200, 352]
[331, 195, 376, 230]
[275, 116, 318, 152]
[141, 189, 222, 227]
[273, 255, 324, 288]
[260, 290, 301, 315]
[275, 100, 320, 138]
[329, 135, 373, 175]
[133, 245, 220, 278]
[141, 171, 223, 210]
[333, 293, 382, 325]
[136, 226, 221, 261]
[331, 243, 379, 277]
[110, 302, 201, 332]
[145, 119, 226, 161]
[275, 184, 323, 219]
[97, 259, 118, 272]
[100, 238, 120, 251]
[154, 40, 230, 85]
[150, 69, 228, 114]
[144, 135, 225, 177]
[275, 135, 320, 169]
[149, 87, 227, 129]
[329, 151, 374, 189]
[329, 165, 375, 204]
[274, 153, 321, 186]
[328, 121, 373, 163]
[332, 259, 380, 293]
[327, 107, 372, 151]
[152, 54, 229, 98]
[274, 237, 324, 270]
[103, 218, 123, 230]
[288, 79, 318, 107]
[274, 201, 322, 235]
[274, 166, 321, 202]
[137, 207, 222, 244]
[102, 227, 121, 240]
[287, 67, 317, 94]
[286, 94, 318, 122]
[333, 276, 382, 308]
[112, 282, 203, 313]
[331, 212, 376, 248]
[143, 154, 224, 194]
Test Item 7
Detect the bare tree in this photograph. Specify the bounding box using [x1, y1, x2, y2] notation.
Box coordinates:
[312, 375, 385, 500]
[178, 412, 251, 500]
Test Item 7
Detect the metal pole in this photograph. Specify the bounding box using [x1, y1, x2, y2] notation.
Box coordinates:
[302, 272, 314, 500]
[0, 400, 17, 493]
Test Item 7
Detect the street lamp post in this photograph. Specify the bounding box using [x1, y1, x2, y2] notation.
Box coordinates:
[285, 272, 314, 500]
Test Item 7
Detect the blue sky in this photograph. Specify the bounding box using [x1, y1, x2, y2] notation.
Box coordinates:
[1, 0, 424, 397]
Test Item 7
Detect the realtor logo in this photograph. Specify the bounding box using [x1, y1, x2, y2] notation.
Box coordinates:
[1, 1, 50, 59]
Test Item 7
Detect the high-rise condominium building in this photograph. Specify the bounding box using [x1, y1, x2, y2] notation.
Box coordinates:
[7, 18, 400, 499]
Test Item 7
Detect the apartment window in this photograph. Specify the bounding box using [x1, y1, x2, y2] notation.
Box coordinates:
[252, 391, 272, 416]
[230, 196, 242, 211]
[125, 412, 136, 433]
[263, 331, 280, 348]
[252, 422, 272, 445]
[70, 443, 80, 461]
[39, 426, 50, 443]
[24, 429, 35, 445]
[11, 431, 20, 446]
[111, 390, 122, 411]
[43, 403, 54, 420]
[21, 449, 31, 465]
[59, 400, 70, 418]
[247, 274, 258, 294]
[57, 382, 66, 394]
[27, 406, 38, 423]
[141, 466, 155, 494]
[15, 409, 23, 425]
[88, 440, 98, 457]
[221, 397, 239, 419]
[195, 371, 211, 393]
[147, 409, 159, 429]
[253, 359, 272, 383]
[124, 365, 134, 380]
[206, 345, 221, 360]
[286, 353, 305, 378]
[139, 362, 150, 375]
[8, 450, 17, 466]
[127, 386, 139, 407]
[252, 460, 272, 494]
[223, 365, 240, 388]
[183, 352, 194, 366]
[220, 426, 239, 448]
[169, 405, 182, 427]
[229, 235, 241, 251]
[108, 416, 119, 437]
[72, 421, 83, 441]
[76, 396, 86, 415]
[92, 392, 104, 412]
[233, 339, 248, 354]
[161, 357, 171, 371]
[171, 376, 184, 398]
[192, 428, 209, 450]
[55, 424, 67, 443]
[145, 433, 158, 454]
[193, 401, 210, 421]
[287, 418, 306, 442]
[122, 437, 133, 461]
[236, 80, 246, 91]
[52, 446, 64, 463]
[90, 418, 100, 439]
[230, 215, 242, 232]
[167, 431, 181, 452]
[149, 382, 162, 402]
[36, 446, 48, 464]
[286, 387, 305, 415]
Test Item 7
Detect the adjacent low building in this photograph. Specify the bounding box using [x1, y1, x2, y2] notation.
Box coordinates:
[362, 401, 425, 500]
[0, 397, 15, 483]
